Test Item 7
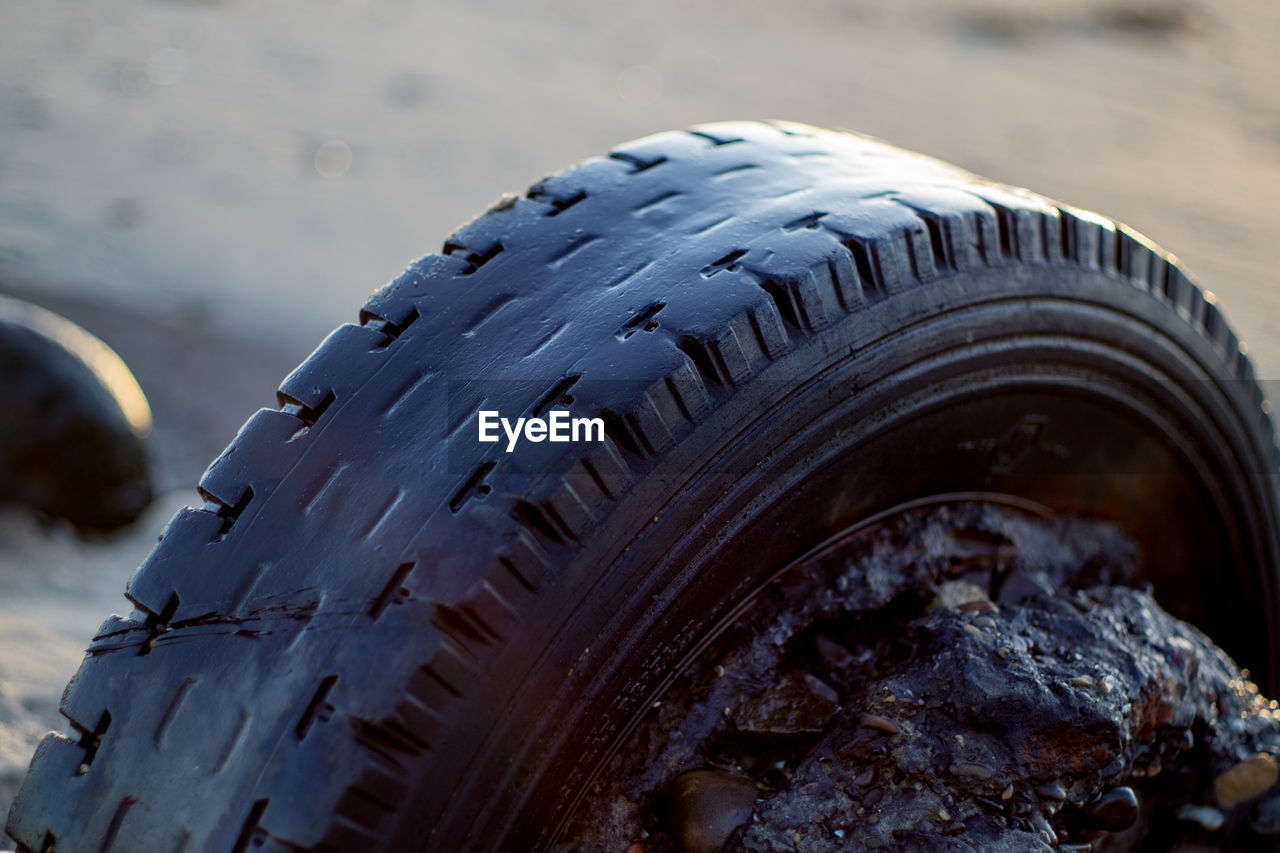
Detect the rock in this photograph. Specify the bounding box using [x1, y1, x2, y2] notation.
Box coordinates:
[1034, 782, 1066, 801]
[1214, 754, 1278, 808]
[814, 636, 855, 670]
[0, 295, 153, 530]
[931, 580, 988, 610]
[857, 714, 898, 735]
[802, 674, 839, 704]
[1252, 794, 1280, 836]
[996, 570, 1052, 604]
[1087, 786, 1139, 831]
[734, 676, 838, 737]
[667, 770, 757, 853]
[1176, 803, 1225, 831]
[949, 762, 994, 781]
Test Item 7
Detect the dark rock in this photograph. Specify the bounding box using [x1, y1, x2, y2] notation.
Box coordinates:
[1214, 754, 1278, 808]
[0, 295, 152, 530]
[567, 504, 1280, 853]
[733, 675, 838, 738]
[995, 570, 1053, 604]
[666, 770, 757, 853]
[1086, 785, 1138, 831]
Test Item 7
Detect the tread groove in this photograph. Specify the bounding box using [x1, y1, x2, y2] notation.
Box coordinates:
[98, 796, 135, 853]
[230, 799, 268, 853]
[608, 151, 667, 173]
[296, 675, 338, 740]
[371, 562, 416, 619]
[450, 461, 497, 513]
[532, 375, 582, 416]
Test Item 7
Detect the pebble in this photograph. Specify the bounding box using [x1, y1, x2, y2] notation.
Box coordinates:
[1070, 675, 1095, 687]
[1035, 782, 1066, 801]
[948, 762, 994, 781]
[803, 674, 840, 704]
[815, 636, 856, 670]
[997, 570, 1053, 604]
[973, 616, 998, 630]
[931, 580, 988, 610]
[1250, 793, 1280, 836]
[962, 624, 984, 638]
[1088, 786, 1139, 832]
[1001, 785, 1014, 801]
[957, 599, 998, 613]
[666, 770, 758, 853]
[624, 845, 645, 853]
[1031, 814, 1057, 844]
[1214, 754, 1279, 808]
[1176, 803, 1225, 831]
[859, 713, 899, 734]
[735, 677, 839, 737]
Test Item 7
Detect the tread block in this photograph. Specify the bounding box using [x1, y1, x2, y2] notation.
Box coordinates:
[278, 323, 390, 414]
[6, 734, 88, 851]
[197, 409, 309, 509]
[610, 130, 711, 167]
[125, 507, 227, 618]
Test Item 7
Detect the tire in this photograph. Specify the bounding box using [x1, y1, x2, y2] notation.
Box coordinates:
[7, 121, 1279, 853]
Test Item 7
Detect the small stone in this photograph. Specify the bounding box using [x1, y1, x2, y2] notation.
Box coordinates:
[735, 676, 839, 737]
[931, 580, 989, 610]
[853, 767, 876, 787]
[1215, 754, 1279, 808]
[1035, 782, 1066, 801]
[1176, 803, 1225, 831]
[666, 770, 758, 853]
[858, 714, 899, 735]
[997, 570, 1054, 604]
[937, 807, 951, 822]
[1001, 784, 1014, 801]
[815, 636, 856, 670]
[963, 624, 984, 638]
[1031, 814, 1057, 844]
[995, 646, 1012, 659]
[949, 762, 994, 781]
[1251, 793, 1280, 836]
[624, 845, 645, 853]
[803, 674, 840, 704]
[1088, 786, 1139, 832]
[1070, 675, 1095, 687]
[973, 616, 998, 630]
[957, 599, 998, 613]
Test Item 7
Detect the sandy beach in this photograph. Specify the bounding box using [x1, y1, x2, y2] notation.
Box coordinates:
[1, 0, 1277, 834]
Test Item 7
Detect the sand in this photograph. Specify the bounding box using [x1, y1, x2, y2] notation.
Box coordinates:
[1, 0, 1277, 836]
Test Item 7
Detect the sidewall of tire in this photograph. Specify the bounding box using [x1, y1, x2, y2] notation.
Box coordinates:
[409, 263, 1280, 850]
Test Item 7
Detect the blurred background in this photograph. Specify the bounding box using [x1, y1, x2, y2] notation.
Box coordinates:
[1, 0, 1277, 826]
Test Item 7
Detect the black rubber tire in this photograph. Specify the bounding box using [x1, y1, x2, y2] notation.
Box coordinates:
[7, 121, 1279, 853]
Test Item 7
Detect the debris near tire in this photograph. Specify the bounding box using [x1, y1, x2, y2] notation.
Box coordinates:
[0, 294, 152, 531]
[565, 503, 1280, 852]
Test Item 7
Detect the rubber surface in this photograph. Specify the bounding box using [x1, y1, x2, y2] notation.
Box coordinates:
[7, 122, 1279, 852]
